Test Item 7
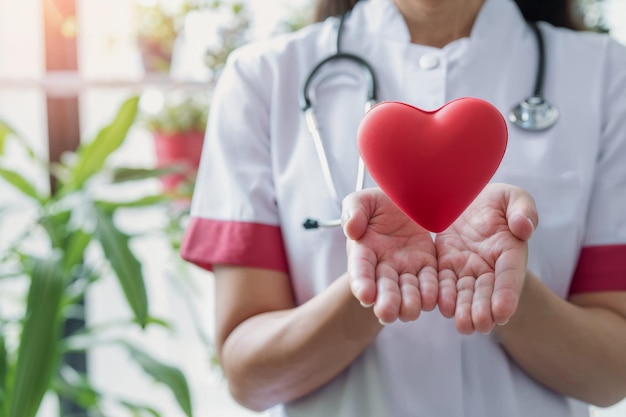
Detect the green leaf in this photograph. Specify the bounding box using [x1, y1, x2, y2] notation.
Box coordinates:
[111, 166, 186, 183]
[0, 119, 37, 161]
[62, 265, 99, 306]
[65, 96, 139, 192]
[143, 316, 172, 329]
[0, 120, 41, 162]
[123, 343, 193, 417]
[38, 209, 72, 249]
[0, 167, 43, 203]
[0, 332, 7, 415]
[8, 258, 66, 417]
[0, 120, 13, 155]
[62, 229, 92, 272]
[139, 93, 208, 135]
[118, 400, 161, 417]
[95, 194, 170, 212]
[60, 317, 172, 354]
[94, 206, 149, 327]
[39, 207, 92, 272]
[52, 366, 101, 409]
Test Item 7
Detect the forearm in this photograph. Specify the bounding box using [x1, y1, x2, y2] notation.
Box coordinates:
[221, 273, 382, 411]
[495, 272, 626, 406]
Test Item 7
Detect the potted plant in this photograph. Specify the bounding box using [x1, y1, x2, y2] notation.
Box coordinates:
[135, 1, 252, 197]
[139, 90, 209, 196]
[134, 0, 213, 75]
[134, 2, 179, 74]
[201, 1, 250, 76]
[0, 97, 195, 417]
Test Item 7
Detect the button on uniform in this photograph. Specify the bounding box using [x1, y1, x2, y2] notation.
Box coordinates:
[419, 54, 440, 70]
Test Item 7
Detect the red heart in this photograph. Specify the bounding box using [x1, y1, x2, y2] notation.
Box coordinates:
[357, 98, 508, 232]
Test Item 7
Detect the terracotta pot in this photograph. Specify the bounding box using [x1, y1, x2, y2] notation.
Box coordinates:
[152, 130, 204, 192]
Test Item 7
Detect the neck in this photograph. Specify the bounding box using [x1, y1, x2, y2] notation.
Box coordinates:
[393, 0, 485, 48]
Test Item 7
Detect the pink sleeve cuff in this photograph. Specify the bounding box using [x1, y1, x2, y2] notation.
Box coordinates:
[180, 217, 289, 273]
[569, 244, 626, 294]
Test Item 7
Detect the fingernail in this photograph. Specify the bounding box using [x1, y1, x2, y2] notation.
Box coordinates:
[378, 318, 390, 326]
[341, 210, 351, 225]
[526, 216, 535, 231]
[341, 211, 352, 238]
[360, 301, 375, 308]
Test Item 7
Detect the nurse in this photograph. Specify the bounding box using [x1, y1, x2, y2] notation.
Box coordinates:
[181, 0, 626, 416]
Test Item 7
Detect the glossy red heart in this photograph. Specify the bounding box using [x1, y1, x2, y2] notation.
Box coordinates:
[357, 98, 508, 232]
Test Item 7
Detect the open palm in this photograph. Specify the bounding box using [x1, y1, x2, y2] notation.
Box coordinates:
[343, 184, 537, 330]
[436, 183, 537, 334]
[343, 189, 438, 324]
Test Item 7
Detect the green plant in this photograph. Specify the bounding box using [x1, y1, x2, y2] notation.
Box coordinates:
[202, 1, 250, 75]
[140, 91, 209, 135]
[134, 0, 214, 74]
[0, 97, 195, 417]
[134, 2, 178, 73]
[136, 0, 251, 135]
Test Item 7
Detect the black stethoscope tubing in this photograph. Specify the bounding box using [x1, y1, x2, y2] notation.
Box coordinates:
[300, 52, 378, 112]
[529, 21, 546, 97]
[300, 13, 378, 112]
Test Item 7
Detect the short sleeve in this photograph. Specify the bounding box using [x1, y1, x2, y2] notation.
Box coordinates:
[180, 45, 288, 273]
[570, 39, 626, 294]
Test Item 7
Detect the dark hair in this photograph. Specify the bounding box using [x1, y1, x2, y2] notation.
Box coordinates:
[312, 0, 582, 30]
[312, 0, 358, 22]
[514, 0, 582, 29]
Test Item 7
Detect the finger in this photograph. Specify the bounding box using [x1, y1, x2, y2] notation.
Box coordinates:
[418, 265, 439, 312]
[347, 244, 378, 307]
[398, 273, 421, 322]
[471, 273, 496, 334]
[350, 275, 377, 308]
[505, 187, 538, 241]
[508, 214, 536, 242]
[373, 264, 401, 324]
[437, 268, 458, 318]
[342, 205, 369, 241]
[455, 276, 476, 335]
[492, 250, 527, 325]
[341, 189, 380, 240]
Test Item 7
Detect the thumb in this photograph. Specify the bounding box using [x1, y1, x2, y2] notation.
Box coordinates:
[341, 189, 380, 240]
[506, 186, 539, 241]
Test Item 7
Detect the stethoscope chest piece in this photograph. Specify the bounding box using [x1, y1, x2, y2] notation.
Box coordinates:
[509, 95, 559, 131]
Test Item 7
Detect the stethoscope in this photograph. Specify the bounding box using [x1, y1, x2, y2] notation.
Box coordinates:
[300, 13, 559, 230]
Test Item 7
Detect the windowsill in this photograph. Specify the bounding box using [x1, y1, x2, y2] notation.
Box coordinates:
[0, 71, 212, 97]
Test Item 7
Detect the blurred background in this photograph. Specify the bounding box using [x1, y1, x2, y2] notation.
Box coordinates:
[0, 1, 624, 416]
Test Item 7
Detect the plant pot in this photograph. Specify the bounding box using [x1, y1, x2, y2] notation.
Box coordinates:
[152, 130, 204, 193]
[138, 34, 175, 74]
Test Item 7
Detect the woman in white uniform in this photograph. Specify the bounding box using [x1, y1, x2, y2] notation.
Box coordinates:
[181, 0, 626, 416]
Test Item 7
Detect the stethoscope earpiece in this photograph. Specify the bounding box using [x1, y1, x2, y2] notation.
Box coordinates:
[509, 95, 559, 131]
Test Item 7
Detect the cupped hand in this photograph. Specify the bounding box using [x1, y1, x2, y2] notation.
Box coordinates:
[342, 188, 438, 324]
[435, 183, 538, 334]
